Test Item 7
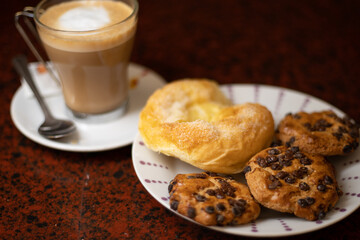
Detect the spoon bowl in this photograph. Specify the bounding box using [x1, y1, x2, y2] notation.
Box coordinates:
[38, 117, 76, 139]
[12, 55, 76, 139]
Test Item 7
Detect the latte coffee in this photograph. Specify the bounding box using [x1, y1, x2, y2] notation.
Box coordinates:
[35, 0, 137, 115]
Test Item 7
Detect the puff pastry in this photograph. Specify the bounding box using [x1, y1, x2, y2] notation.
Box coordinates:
[138, 79, 274, 174]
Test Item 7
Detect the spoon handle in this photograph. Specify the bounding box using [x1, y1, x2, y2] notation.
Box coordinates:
[12, 55, 54, 120]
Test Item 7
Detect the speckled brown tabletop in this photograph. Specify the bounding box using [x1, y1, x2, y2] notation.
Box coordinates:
[1, 0, 360, 239]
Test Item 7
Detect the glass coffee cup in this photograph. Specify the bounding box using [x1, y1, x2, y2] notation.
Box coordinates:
[15, 0, 138, 122]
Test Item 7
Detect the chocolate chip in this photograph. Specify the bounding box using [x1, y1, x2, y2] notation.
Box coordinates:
[228, 199, 237, 206]
[278, 154, 285, 160]
[327, 112, 338, 119]
[338, 126, 348, 134]
[232, 205, 245, 216]
[299, 182, 310, 191]
[218, 179, 236, 197]
[286, 112, 293, 116]
[293, 114, 302, 119]
[292, 169, 303, 178]
[300, 166, 308, 173]
[305, 197, 315, 205]
[266, 155, 279, 164]
[303, 122, 312, 131]
[297, 199, 308, 207]
[268, 180, 282, 189]
[343, 145, 353, 153]
[237, 199, 247, 206]
[228, 198, 246, 207]
[285, 176, 296, 184]
[271, 162, 283, 170]
[269, 175, 277, 181]
[216, 203, 226, 211]
[205, 206, 215, 214]
[276, 171, 289, 179]
[206, 189, 216, 196]
[298, 197, 314, 207]
[187, 173, 207, 179]
[317, 184, 327, 192]
[280, 152, 294, 166]
[313, 119, 333, 131]
[187, 207, 196, 218]
[332, 132, 343, 140]
[195, 194, 206, 202]
[292, 167, 308, 179]
[284, 149, 294, 160]
[268, 148, 281, 155]
[290, 146, 300, 153]
[300, 157, 312, 165]
[315, 125, 327, 132]
[215, 191, 225, 199]
[318, 211, 326, 219]
[257, 157, 268, 168]
[280, 159, 293, 167]
[229, 199, 246, 216]
[242, 166, 251, 174]
[216, 214, 225, 224]
[324, 175, 333, 185]
[170, 200, 179, 210]
[286, 137, 296, 147]
[221, 187, 236, 198]
[294, 152, 304, 159]
[168, 182, 175, 193]
[304, 118, 334, 132]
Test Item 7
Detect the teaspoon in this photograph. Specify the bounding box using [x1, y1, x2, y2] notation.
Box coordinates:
[12, 55, 76, 139]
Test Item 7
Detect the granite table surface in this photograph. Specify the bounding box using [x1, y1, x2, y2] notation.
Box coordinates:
[1, 0, 360, 239]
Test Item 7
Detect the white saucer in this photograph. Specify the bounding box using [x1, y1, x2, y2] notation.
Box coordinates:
[132, 84, 360, 237]
[10, 63, 166, 152]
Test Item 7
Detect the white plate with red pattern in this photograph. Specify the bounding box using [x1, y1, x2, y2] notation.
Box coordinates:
[132, 84, 360, 237]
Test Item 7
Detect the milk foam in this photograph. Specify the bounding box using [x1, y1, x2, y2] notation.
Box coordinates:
[59, 6, 110, 31]
[38, 1, 137, 52]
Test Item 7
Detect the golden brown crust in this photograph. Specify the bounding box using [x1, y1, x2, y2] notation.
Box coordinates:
[168, 172, 260, 226]
[138, 79, 275, 174]
[244, 146, 342, 221]
[275, 111, 359, 156]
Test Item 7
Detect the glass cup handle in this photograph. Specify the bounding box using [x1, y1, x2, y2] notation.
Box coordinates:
[14, 8, 60, 86]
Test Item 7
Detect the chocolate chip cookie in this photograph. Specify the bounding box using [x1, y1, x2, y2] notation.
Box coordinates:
[168, 172, 260, 226]
[275, 110, 359, 156]
[244, 146, 342, 221]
